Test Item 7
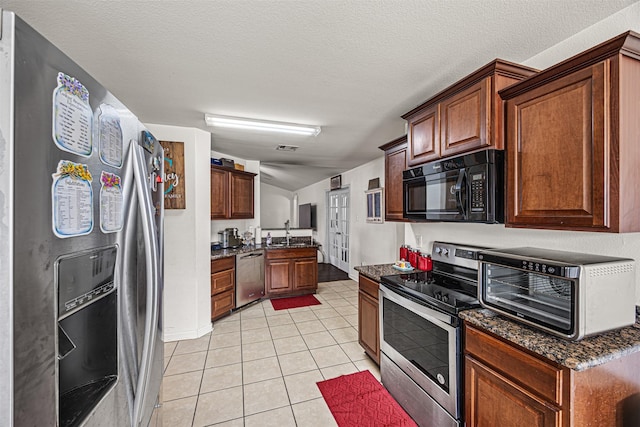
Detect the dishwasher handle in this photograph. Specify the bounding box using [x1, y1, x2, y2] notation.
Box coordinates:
[240, 252, 264, 259]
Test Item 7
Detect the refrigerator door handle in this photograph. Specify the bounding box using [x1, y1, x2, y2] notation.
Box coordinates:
[131, 142, 161, 427]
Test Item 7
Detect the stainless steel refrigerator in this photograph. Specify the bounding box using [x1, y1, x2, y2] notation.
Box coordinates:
[0, 10, 164, 427]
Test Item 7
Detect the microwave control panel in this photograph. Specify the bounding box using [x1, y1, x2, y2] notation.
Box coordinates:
[478, 253, 580, 278]
[470, 171, 486, 212]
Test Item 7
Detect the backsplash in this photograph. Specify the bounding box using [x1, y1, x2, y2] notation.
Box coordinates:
[261, 236, 313, 246]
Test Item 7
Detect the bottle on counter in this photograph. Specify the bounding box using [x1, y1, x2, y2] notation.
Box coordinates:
[266, 232, 272, 246]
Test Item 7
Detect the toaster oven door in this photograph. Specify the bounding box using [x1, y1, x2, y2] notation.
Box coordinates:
[479, 263, 575, 336]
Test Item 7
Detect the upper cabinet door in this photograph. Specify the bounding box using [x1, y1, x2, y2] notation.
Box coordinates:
[505, 62, 607, 229]
[211, 165, 256, 219]
[407, 104, 439, 166]
[440, 78, 491, 157]
[210, 167, 229, 219]
[229, 172, 255, 219]
[380, 136, 407, 222]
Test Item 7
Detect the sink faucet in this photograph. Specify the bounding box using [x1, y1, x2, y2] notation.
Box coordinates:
[285, 220, 291, 245]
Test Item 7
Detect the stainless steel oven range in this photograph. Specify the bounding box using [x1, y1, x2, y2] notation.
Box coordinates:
[379, 241, 486, 427]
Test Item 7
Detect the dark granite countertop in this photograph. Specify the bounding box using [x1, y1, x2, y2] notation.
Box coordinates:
[211, 243, 319, 260]
[354, 263, 419, 282]
[211, 245, 263, 260]
[460, 307, 640, 372]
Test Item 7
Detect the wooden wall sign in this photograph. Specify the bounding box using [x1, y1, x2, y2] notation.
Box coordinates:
[160, 141, 186, 209]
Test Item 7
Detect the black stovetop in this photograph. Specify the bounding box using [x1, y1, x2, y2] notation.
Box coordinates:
[380, 269, 480, 315]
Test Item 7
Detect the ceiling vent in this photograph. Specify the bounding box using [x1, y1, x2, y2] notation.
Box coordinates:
[275, 145, 299, 152]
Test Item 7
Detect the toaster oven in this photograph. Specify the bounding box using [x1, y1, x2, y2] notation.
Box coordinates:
[477, 247, 636, 341]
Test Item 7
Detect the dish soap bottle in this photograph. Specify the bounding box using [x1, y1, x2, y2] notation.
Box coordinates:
[266, 232, 272, 246]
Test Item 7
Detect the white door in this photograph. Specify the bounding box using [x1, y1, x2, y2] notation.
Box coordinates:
[327, 188, 349, 272]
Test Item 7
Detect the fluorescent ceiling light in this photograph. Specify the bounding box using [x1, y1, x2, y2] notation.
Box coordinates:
[205, 114, 321, 137]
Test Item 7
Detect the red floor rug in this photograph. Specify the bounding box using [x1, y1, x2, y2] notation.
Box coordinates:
[270, 294, 321, 310]
[317, 370, 418, 427]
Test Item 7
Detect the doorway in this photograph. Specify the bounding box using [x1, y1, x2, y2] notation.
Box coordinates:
[327, 188, 350, 273]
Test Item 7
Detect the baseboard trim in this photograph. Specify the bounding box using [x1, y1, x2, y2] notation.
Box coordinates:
[164, 323, 213, 343]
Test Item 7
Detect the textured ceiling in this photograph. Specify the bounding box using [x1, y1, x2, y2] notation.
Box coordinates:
[2, 0, 637, 191]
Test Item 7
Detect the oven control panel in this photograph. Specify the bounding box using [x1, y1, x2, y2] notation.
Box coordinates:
[432, 241, 487, 270]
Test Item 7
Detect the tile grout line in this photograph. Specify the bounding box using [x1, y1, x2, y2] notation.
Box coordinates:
[163, 280, 360, 426]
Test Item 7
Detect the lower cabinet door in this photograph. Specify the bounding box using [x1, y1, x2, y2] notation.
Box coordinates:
[266, 260, 292, 295]
[211, 290, 235, 320]
[465, 355, 561, 427]
[293, 258, 318, 291]
[358, 290, 379, 364]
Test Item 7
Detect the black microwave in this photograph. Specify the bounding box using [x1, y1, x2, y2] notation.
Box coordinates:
[403, 149, 504, 223]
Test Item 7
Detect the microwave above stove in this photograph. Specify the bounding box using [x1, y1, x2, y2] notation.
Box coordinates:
[478, 247, 636, 341]
[403, 149, 503, 223]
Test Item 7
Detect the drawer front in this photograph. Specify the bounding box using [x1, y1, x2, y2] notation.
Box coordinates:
[465, 324, 564, 405]
[265, 247, 317, 260]
[358, 274, 379, 300]
[212, 290, 234, 319]
[211, 256, 235, 274]
[211, 269, 234, 295]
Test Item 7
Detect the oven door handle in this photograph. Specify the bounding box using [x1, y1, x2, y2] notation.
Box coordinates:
[379, 284, 457, 329]
[454, 169, 467, 218]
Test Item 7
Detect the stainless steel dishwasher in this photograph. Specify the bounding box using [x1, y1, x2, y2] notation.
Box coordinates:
[235, 249, 265, 307]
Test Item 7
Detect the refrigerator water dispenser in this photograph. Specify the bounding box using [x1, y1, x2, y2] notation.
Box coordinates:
[56, 246, 118, 427]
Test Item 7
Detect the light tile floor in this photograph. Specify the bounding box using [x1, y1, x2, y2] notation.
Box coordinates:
[162, 279, 380, 427]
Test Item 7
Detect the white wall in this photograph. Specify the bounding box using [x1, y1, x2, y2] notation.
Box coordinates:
[260, 183, 293, 228]
[406, 223, 640, 305]
[146, 124, 212, 341]
[297, 157, 402, 280]
[523, 2, 640, 70]
[210, 152, 261, 242]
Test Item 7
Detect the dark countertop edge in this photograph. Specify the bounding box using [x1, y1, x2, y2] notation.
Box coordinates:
[261, 228, 315, 231]
[211, 244, 319, 260]
[263, 244, 319, 250]
[354, 264, 389, 282]
[355, 263, 421, 283]
[460, 308, 640, 372]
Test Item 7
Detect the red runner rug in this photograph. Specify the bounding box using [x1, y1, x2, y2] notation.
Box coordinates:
[317, 370, 418, 427]
[270, 294, 321, 310]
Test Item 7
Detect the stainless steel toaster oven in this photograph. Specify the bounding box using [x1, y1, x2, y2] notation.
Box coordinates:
[477, 247, 636, 341]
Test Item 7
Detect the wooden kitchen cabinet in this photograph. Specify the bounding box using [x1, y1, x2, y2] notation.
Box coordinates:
[358, 274, 379, 364]
[466, 355, 561, 427]
[229, 171, 254, 219]
[402, 59, 537, 167]
[465, 323, 640, 427]
[440, 77, 490, 157]
[210, 167, 228, 219]
[406, 104, 439, 165]
[211, 256, 235, 320]
[500, 31, 640, 232]
[379, 136, 407, 222]
[210, 165, 256, 220]
[265, 247, 318, 297]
